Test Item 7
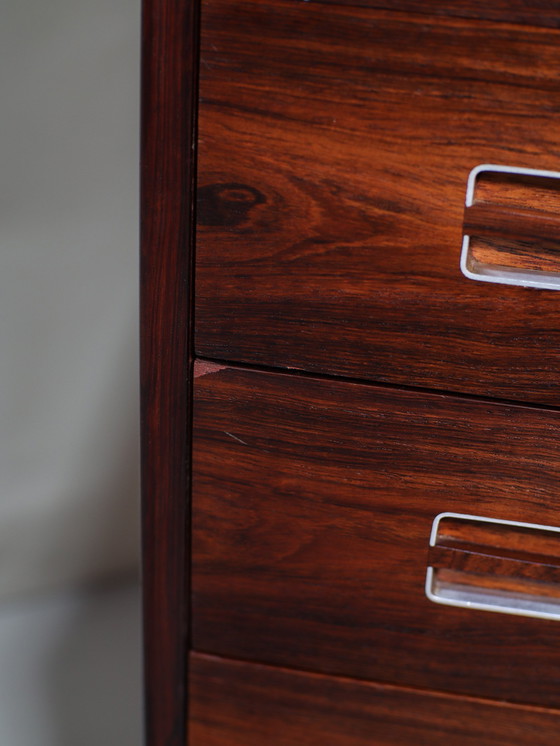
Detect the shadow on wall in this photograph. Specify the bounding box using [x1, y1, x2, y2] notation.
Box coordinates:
[47, 584, 142, 746]
[0, 582, 141, 746]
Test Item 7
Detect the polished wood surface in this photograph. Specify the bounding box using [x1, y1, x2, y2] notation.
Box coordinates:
[143, 1, 560, 742]
[429, 544, 560, 586]
[189, 653, 560, 746]
[463, 203, 560, 247]
[141, 0, 198, 742]
[192, 364, 560, 707]
[300, 1, 560, 29]
[196, 0, 560, 404]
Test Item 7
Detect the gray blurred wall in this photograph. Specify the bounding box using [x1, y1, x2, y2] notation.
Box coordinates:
[0, 0, 140, 599]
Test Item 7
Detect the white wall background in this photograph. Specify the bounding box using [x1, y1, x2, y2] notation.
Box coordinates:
[0, 0, 140, 599]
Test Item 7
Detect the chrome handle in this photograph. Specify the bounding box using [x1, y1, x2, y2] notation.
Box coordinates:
[426, 512, 560, 621]
[460, 164, 560, 290]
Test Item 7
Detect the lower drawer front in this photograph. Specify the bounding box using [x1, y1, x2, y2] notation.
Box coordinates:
[189, 654, 560, 746]
[192, 364, 560, 707]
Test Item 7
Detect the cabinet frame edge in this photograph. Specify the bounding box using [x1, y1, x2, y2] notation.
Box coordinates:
[140, 0, 199, 743]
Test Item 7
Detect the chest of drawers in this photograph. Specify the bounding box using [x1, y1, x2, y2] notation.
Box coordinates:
[141, 1, 560, 743]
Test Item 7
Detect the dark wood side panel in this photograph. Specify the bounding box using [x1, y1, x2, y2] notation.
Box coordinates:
[192, 365, 560, 708]
[196, 0, 560, 405]
[189, 653, 560, 746]
[303, 0, 560, 30]
[140, 0, 198, 743]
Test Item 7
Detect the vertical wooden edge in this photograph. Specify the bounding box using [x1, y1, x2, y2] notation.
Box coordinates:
[140, 0, 199, 743]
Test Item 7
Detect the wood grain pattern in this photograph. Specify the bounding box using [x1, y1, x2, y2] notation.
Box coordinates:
[467, 235, 560, 274]
[304, 0, 560, 29]
[140, 0, 198, 743]
[189, 653, 560, 746]
[429, 544, 560, 585]
[474, 172, 560, 213]
[463, 204, 560, 246]
[437, 515, 560, 557]
[196, 0, 560, 404]
[192, 364, 560, 707]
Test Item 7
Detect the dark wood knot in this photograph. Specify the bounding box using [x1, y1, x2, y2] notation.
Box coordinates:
[198, 183, 266, 226]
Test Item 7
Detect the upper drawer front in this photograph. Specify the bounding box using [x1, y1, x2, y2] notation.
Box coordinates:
[192, 364, 560, 708]
[196, 0, 560, 405]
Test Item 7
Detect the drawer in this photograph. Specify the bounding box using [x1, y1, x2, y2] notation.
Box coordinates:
[192, 363, 560, 708]
[189, 653, 560, 746]
[196, 0, 560, 405]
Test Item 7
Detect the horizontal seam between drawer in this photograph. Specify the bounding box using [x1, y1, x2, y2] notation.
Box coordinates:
[193, 355, 560, 414]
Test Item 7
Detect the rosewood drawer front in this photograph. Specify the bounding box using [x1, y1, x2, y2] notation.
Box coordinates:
[195, 0, 560, 405]
[192, 364, 560, 708]
[189, 654, 560, 746]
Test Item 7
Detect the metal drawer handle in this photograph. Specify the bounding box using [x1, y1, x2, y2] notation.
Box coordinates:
[460, 164, 560, 290]
[426, 512, 560, 621]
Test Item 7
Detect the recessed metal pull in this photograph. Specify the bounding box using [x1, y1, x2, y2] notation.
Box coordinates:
[460, 164, 560, 290]
[426, 513, 560, 621]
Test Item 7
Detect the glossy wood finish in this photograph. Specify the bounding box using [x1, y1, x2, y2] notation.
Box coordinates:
[189, 653, 560, 746]
[140, 0, 198, 743]
[144, 1, 560, 743]
[463, 204, 560, 248]
[429, 544, 560, 586]
[192, 364, 560, 707]
[196, 0, 560, 405]
[306, 0, 560, 29]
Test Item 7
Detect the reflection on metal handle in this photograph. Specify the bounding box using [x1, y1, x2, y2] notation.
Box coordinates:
[460, 164, 560, 290]
[426, 512, 560, 621]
